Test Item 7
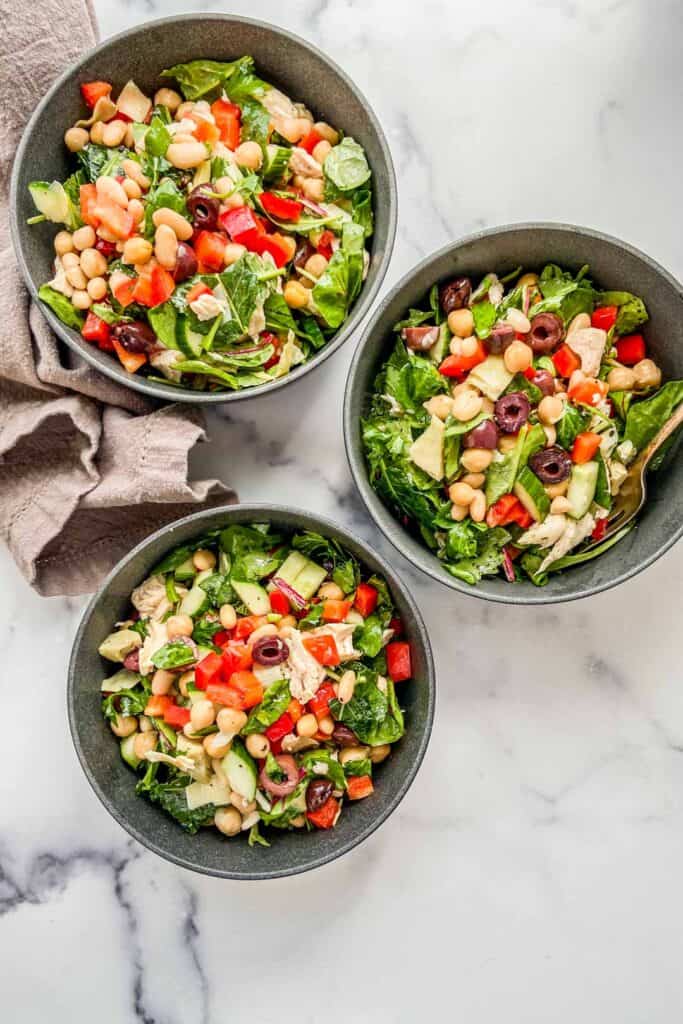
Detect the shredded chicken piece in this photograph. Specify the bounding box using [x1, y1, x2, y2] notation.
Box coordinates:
[289, 147, 323, 179]
[144, 751, 210, 783]
[48, 257, 73, 298]
[261, 87, 298, 120]
[149, 349, 183, 383]
[308, 622, 360, 662]
[248, 304, 266, 339]
[517, 514, 568, 550]
[190, 292, 224, 321]
[539, 513, 596, 573]
[139, 619, 170, 677]
[284, 630, 326, 703]
[566, 327, 607, 377]
[131, 575, 170, 620]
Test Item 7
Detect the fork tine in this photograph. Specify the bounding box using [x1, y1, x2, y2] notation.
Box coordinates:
[607, 508, 625, 527]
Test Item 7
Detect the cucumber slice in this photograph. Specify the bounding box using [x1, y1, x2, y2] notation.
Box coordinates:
[276, 552, 309, 587]
[514, 467, 551, 522]
[232, 580, 271, 615]
[176, 316, 206, 358]
[174, 556, 196, 582]
[185, 779, 232, 811]
[567, 461, 599, 519]
[223, 740, 257, 801]
[428, 323, 450, 364]
[178, 569, 214, 618]
[292, 561, 327, 600]
[29, 181, 76, 227]
[120, 734, 141, 769]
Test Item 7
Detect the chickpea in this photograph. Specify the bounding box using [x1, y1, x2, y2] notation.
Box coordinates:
[154, 87, 182, 112]
[447, 308, 474, 338]
[122, 178, 142, 200]
[79, 247, 108, 279]
[54, 231, 74, 256]
[203, 732, 232, 758]
[449, 481, 475, 506]
[607, 365, 636, 392]
[312, 140, 332, 164]
[215, 806, 242, 836]
[318, 715, 335, 736]
[314, 121, 340, 145]
[166, 614, 194, 639]
[152, 668, 175, 695]
[538, 395, 564, 425]
[545, 479, 569, 498]
[460, 447, 493, 473]
[498, 434, 518, 453]
[296, 713, 318, 738]
[460, 336, 479, 358]
[110, 714, 137, 738]
[633, 358, 661, 389]
[339, 745, 370, 766]
[505, 307, 531, 334]
[518, 272, 539, 288]
[503, 340, 533, 374]
[450, 503, 468, 521]
[124, 124, 136, 149]
[102, 119, 128, 148]
[166, 140, 208, 170]
[304, 253, 328, 279]
[71, 290, 91, 310]
[224, 242, 247, 267]
[122, 159, 150, 190]
[234, 141, 263, 170]
[452, 389, 484, 422]
[190, 700, 216, 732]
[138, 715, 154, 733]
[231, 793, 256, 815]
[278, 116, 310, 143]
[216, 707, 248, 735]
[64, 126, 89, 152]
[469, 490, 487, 523]
[302, 177, 325, 202]
[154, 223, 179, 270]
[66, 265, 87, 290]
[369, 744, 391, 764]
[87, 277, 108, 301]
[550, 496, 572, 514]
[284, 280, 309, 309]
[318, 581, 344, 601]
[424, 394, 453, 420]
[62, 251, 80, 270]
[128, 199, 145, 225]
[219, 603, 237, 629]
[245, 733, 270, 759]
[72, 225, 96, 251]
[89, 121, 105, 145]
[192, 548, 216, 572]
[133, 731, 157, 760]
[122, 237, 153, 265]
[278, 235, 297, 263]
[461, 472, 486, 488]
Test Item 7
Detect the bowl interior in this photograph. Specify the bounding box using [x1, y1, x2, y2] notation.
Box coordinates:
[68, 506, 434, 879]
[345, 224, 683, 603]
[12, 14, 396, 403]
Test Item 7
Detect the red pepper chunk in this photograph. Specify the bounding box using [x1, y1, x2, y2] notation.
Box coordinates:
[571, 431, 602, 464]
[307, 681, 336, 720]
[591, 517, 608, 542]
[354, 582, 378, 617]
[163, 703, 191, 728]
[552, 343, 582, 379]
[259, 192, 303, 222]
[132, 265, 175, 308]
[306, 795, 339, 829]
[195, 651, 223, 691]
[265, 711, 295, 744]
[616, 334, 646, 366]
[322, 599, 352, 623]
[80, 80, 111, 109]
[144, 694, 173, 717]
[211, 99, 241, 150]
[82, 311, 111, 348]
[193, 231, 228, 272]
[269, 590, 291, 615]
[234, 615, 267, 640]
[316, 229, 335, 260]
[249, 233, 293, 268]
[221, 642, 253, 676]
[485, 493, 532, 529]
[219, 205, 265, 244]
[568, 378, 608, 407]
[386, 641, 412, 682]
[302, 635, 340, 667]
[300, 129, 324, 155]
[439, 339, 486, 378]
[591, 306, 618, 332]
[347, 775, 374, 801]
[207, 671, 262, 710]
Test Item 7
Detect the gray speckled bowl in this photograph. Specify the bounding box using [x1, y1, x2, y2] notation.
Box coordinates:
[68, 505, 434, 879]
[11, 14, 396, 404]
[344, 223, 683, 604]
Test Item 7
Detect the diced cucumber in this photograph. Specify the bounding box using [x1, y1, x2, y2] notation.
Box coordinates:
[120, 734, 141, 769]
[567, 461, 599, 519]
[174, 556, 197, 582]
[291, 561, 327, 600]
[262, 144, 292, 183]
[276, 552, 309, 586]
[185, 779, 232, 811]
[467, 355, 514, 400]
[232, 580, 271, 615]
[223, 740, 257, 801]
[29, 181, 77, 227]
[176, 316, 206, 358]
[192, 160, 212, 188]
[101, 668, 140, 692]
[218, 550, 231, 575]
[513, 467, 551, 522]
[428, 323, 450, 364]
[178, 569, 214, 618]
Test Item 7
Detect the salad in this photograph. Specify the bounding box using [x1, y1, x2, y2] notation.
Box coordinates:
[98, 524, 411, 844]
[362, 265, 683, 586]
[28, 58, 373, 391]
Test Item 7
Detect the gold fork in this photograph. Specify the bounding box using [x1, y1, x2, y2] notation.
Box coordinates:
[594, 401, 683, 543]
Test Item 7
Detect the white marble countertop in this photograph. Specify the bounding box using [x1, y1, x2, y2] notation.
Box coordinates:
[3, 1, 683, 1021]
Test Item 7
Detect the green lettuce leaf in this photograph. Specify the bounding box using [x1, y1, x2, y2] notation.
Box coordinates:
[623, 380, 683, 450]
[37, 285, 84, 330]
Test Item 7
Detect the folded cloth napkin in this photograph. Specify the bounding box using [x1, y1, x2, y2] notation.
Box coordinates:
[0, 0, 234, 596]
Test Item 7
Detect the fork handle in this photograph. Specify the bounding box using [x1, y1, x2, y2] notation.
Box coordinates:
[641, 401, 683, 469]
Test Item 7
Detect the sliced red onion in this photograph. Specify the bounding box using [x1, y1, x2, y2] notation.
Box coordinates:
[272, 576, 308, 612]
[123, 650, 140, 672]
[259, 755, 299, 797]
[299, 197, 328, 217]
[502, 547, 515, 583]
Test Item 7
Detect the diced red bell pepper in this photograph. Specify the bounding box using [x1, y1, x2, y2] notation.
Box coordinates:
[439, 339, 486, 378]
[523, 366, 537, 380]
[571, 431, 602, 464]
[592, 517, 608, 542]
[192, 119, 221, 146]
[485, 493, 533, 529]
[221, 642, 253, 676]
[194, 231, 227, 272]
[306, 795, 339, 829]
[265, 711, 295, 744]
[163, 703, 191, 728]
[354, 582, 378, 618]
[207, 671, 263, 710]
[591, 305, 618, 332]
[347, 775, 374, 801]
[269, 590, 291, 615]
[568, 378, 608, 407]
[387, 641, 412, 682]
[316, 230, 335, 261]
[132, 265, 175, 308]
[95, 202, 134, 241]
[110, 273, 137, 309]
[287, 698, 304, 723]
[144, 694, 173, 717]
[186, 281, 213, 305]
[112, 339, 147, 374]
[211, 99, 241, 150]
[616, 334, 646, 366]
[234, 615, 267, 641]
[302, 634, 340, 667]
[219, 205, 264, 244]
[307, 681, 336, 720]
[82, 311, 111, 348]
[259, 191, 303, 222]
[79, 183, 100, 228]
[300, 128, 323, 155]
[212, 630, 232, 647]
[80, 80, 111, 109]
[195, 651, 223, 691]
[249, 232, 293, 268]
[322, 599, 352, 623]
[552, 343, 582, 379]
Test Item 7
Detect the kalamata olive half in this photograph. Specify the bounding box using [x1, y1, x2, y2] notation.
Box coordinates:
[252, 635, 289, 666]
[331, 722, 359, 748]
[401, 325, 439, 351]
[187, 185, 220, 231]
[463, 418, 499, 450]
[440, 276, 472, 314]
[529, 446, 572, 484]
[483, 323, 515, 355]
[259, 754, 299, 798]
[306, 778, 334, 812]
[529, 312, 563, 354]
[528, 369, 555, 396]
[172, 241, 198, 283]
[494, 392, 530, 433]
[111, 321, 157, 353]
